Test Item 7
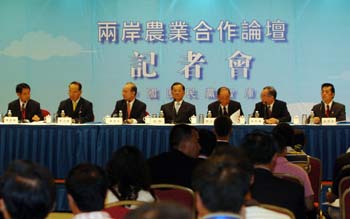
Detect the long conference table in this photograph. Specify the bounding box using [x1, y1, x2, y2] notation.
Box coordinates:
[0, 122, 349, 211]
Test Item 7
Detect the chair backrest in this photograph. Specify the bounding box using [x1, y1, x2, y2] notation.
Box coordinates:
[340, 188, 350, 219]
[273, 173, 303, 186]
[104, 200, 146, 219]
[307, 156, 322, 204]
[260, 204, 295, 219]
[338, 176, 350, 200]
[285, 153, 310, 173]
[41, 109, 50, 117]
[46, 212, 74, 219]
[150, 184, 195, 214]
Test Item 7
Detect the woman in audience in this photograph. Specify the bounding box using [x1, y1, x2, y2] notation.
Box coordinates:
[105, 145, 155, 206]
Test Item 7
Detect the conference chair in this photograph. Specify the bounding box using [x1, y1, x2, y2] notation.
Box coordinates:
[150, 184, 195, 216]
[338, 176, 350, 200]
[285, 153, 310, 172]
[340, 188, 350, 219]
[41, 109, 50, 117]
[260, 204, 296, 219]
[104, 200, 147, 219]
[307, 156, 322, 207]
[273, 173, 304, 186]
[46, 212, 74, 219]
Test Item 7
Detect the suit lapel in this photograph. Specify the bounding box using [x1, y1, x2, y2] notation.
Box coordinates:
[271, 101, 278, 117]
[320, 102, 325, 117]
[68, 100, 74, 115]
[130, 99, 137, 117]
[75, 99, 83, 113]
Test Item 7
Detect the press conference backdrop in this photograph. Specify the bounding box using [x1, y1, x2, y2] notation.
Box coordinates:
[0, 0, 349, 123]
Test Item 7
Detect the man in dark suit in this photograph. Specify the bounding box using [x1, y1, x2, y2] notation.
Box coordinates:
[7, 83, 42, 122]
[57, 81, 94, 123]
[207, 87, 243, 117]
[160, 82, 196, 124]
[253, 86, 291, 124]
[214, 116, 233, 148]
[310, 83, 346, 124]
[148, 124, 201, 188]
[111, 82, 146, 124]
[240, 130, 306, 219]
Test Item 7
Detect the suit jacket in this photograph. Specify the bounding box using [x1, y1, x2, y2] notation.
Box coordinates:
[7, 99, 43, 122]
[251, 168, 305, 219]
[160, 101, 196, 124]
[111, 99, 146, 123]
[253, 99, 291, 122]
[57, 97, 94, 123]
[311, 101, 346, 121]
[207, 100, 244, 117]
[148, 150, 200, 188]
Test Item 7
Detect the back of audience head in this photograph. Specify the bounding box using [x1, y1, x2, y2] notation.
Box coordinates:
[106, 145, 151, 200]
[125, 202, 192, 219]
[293, 129, 306, 152]
[239, 130, 279, 166]
[214, 116, 233, 139]
[0, 160, 56, 219]
[169, 124, 200, 158]
[198, 129, 216, 157]
[65, 163, 108, 214]
[272, 123, 294, 151]
[192, 155, 252, 217]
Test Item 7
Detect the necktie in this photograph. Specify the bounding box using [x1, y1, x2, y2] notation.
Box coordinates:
[127, 101, 131, 119]
[175, 102, 180, 114]
[223, 106, 228, 116]
[267, 105, 272, 118]
[73, 101, 77, 111]
[21, 103, 26, 120]
[326, 105, 330, 117]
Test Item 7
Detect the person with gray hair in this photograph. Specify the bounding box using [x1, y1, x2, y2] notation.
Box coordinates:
[111, 82, 147, 124]
[252, 86, 291, 124]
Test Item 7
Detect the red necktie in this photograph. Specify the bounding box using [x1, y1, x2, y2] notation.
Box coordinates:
[21, 103, 26, 120]
[127, 102, 131, 119]
[326, 105, 330, 117]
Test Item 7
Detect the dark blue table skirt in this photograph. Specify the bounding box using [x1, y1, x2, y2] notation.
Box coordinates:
[1, 123, 349, 211]
[1, 124, 349, 180]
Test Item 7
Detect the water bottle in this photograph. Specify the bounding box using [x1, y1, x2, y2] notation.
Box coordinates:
[254, 110, 260, 118]
[309, 111, 314, 124]
[118, 110, 123, 118]
[7, 110, 12, 117]
[60, 110, 65, 117]
[207, 110, 212, 118]
[159, 110, 164, 118]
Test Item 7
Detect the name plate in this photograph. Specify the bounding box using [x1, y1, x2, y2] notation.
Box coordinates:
[204, 118, 215, 125]
[322, 117, 336, 125]
[104, 117, 123, 125]
[4, 117, 18, 124]
[150, 118, 165, 124]
[249, 118, 264, 125]
[57, 117, 72, 125]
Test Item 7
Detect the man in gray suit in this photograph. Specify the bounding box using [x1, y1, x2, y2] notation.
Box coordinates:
[160, 82, 196, 124]
[311, 83, 345, 124]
